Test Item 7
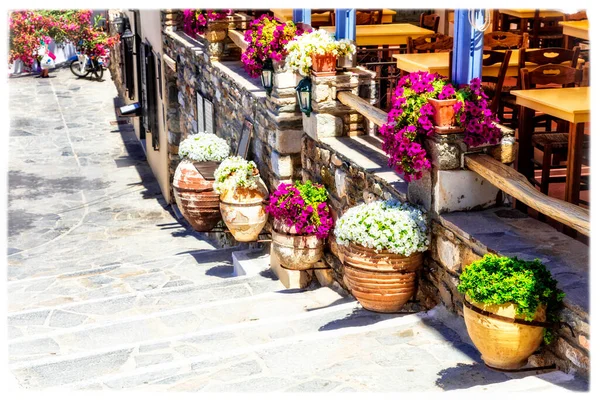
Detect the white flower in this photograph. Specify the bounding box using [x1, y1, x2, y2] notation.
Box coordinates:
[334, 200, 430, 256]
[178, 133, 230, 162]
[213, 156, 261, 194]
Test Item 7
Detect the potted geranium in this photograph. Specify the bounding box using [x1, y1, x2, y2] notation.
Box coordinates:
[266, 181, 334, 270]
[379, 71, 502, 182]
[173, 133, 230, 232]
[214, 156, 269, 242]
[241, 14, 306, 78]
[334, 200, 429, 313]
[182, 9, 233, 42]
[285, 29, 356, 77]
[457, 254, 565, 370]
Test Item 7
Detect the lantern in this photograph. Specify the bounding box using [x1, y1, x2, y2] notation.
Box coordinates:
[295, 77, 312, 117]
[122, 29, 135, 51]
[112, 17, 126, 35]
[260, 58, 274, 95]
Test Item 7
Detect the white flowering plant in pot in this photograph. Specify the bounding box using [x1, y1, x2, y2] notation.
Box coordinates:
[284, 29, 356, 76]
[334, 200, 429, 256]
[178, 132, 230, 162]
[213, 156, 261, 195]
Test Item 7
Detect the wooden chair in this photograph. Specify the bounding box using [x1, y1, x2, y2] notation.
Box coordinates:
[484, 31, 529, 50]
[520, 64, 588, 197]
[407, 33, 453, 54]
[530, 9, 565, 48]
[356, 9, 383, 25]
[419, 12, 440, 33]
[449, 49, 512, 116]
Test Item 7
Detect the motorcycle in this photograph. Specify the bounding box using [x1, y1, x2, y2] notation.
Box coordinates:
[68, 52, 106, 80]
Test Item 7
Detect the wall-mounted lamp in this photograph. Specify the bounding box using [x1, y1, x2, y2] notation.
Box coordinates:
[295, 77, 312, 117]
[260, 58, 274, 95]
[122, 28, 135, 51]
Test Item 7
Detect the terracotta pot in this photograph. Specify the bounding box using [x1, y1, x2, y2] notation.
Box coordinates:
[219, 179, 269, 242]
[427, 98, 458, 127]
[463, 297, 546, 370]
[311, 53, 337, 76]
[342, 243, 423, 313]
[271, 228, 324, 270]
[173, 159, 221, 231]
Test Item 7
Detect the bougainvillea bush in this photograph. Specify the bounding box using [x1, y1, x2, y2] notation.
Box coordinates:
[379, 71, 502, 182]
[182, 9, 233, 36]
[9, 10, 118, 66]
[241, 14, 306, 78]
[266, 181, 333, 239]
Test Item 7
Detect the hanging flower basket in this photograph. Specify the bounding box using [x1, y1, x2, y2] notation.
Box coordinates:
[311, 53, 337, 76]
[427, 98, 458, 127]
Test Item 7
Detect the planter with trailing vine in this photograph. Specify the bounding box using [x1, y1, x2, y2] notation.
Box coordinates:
[214, 156, 268, 242]
[266, 181, 333, 270]
[173, 133, 230, 232]
[458, 254, 565, 370]
[334, 200, 430, 313]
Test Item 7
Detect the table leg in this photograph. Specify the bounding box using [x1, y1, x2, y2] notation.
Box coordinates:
[564, 35, 574, 50]
[520, 18, 528, 34]
[516, 104, 535, 212]
[565, 122, 585, 205]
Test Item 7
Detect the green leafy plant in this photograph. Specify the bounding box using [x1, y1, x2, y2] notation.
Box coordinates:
[457, 254, 565, 344]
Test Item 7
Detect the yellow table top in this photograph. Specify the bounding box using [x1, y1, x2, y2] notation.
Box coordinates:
[559, 20, 589, 40]
[271, 9, 396, 23]
[498, 9, 565, 19]
[322, 23, 434, 46]
[510, 87, 590, 124]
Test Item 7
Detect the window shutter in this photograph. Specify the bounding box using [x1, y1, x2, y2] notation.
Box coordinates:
[140, 43, 148, 131]
[146, 51, 159, 150]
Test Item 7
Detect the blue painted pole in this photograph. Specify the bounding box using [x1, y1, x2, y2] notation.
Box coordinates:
[292, 9, 311, 25]
[451, 9, 484, 85]
[335, 9, 356, 41]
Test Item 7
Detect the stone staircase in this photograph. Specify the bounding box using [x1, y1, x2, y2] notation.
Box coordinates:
[7, 246, 588, 392]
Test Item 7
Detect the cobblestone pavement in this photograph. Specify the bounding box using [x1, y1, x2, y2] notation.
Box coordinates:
[6, 67, 589, 392]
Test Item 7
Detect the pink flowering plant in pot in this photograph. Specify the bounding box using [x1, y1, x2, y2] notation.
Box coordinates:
[241, 14, 307, 78]
[266, 181, 334, 270]
[182, 9, 233, 36]
[380, 71, 502, 182]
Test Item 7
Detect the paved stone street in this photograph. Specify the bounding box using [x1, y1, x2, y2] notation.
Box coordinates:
[6, 67, 588, 392]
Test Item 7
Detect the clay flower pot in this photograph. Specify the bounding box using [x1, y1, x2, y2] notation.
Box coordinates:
[271, 221, 324, 270]
[342, 243, 423, 313]
[173, 159, 221, 231]
[427, 98, 458, 127]
[311, 53, 337, 76]
[219, 180, 269, 242]
[463, 296, 546, 370]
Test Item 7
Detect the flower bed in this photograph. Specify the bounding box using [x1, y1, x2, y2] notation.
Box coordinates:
[379, 71, 502, 182]
[241, 14, 306, 78]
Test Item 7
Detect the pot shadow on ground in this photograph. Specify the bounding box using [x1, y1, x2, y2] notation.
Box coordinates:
[318, 306, 420, 331]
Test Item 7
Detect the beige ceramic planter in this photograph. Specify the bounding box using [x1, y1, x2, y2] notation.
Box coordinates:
[219, 179, 268, 242]
[271, 224, 324, 270]
[463, 296, 546, 370]
[173, 160, 221, 232]
[342, 243, 423, 313]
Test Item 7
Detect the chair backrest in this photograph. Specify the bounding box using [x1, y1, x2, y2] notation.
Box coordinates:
[356, 9, 383, 25]
[419, 13, 440, 33]
[448, 49, 511, 115]
[518, 46, 581, 88]
[530, 9, 565, 47]
[484, 31, 529, 50]
[407, 33, 453, 54]
[520, 64, 583, 90]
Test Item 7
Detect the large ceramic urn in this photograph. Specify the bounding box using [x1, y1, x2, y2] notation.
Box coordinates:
[342, 243, 423, 313]
[173, 160, 221, 231]
[463, 296, 546, 370]
[219, 179, 269, 242]
[271, 220, 324, 270]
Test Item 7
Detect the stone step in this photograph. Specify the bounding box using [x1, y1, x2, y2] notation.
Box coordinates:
[13, 305, 582, 392]
[8, 286, 348, 364]
[8, 247, 246, 314]
[7, 270, 283, 341]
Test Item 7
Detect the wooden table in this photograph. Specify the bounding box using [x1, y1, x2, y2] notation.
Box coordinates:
[560, 20, 589, 49]
[321, 24, 433, 46]
[511, 87, 590, 205]
[498, 9, 565, 33]
[271, 9, 396, 24]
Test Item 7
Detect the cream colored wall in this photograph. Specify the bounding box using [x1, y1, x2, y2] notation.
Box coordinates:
[138, 10, 171, 204]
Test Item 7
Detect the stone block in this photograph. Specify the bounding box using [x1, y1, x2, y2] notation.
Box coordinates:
[433, 169, 499, 214]
[268, 129, 303, 154]
[270, 249, 312, 289]
[334, 169, 347, 199]
[407, 169, 432, 211]
[424, 137, 465, 170]
[303, 112, 343, 141]
[436, 236, 460, 272]
[270, 151, 294, 178]
[232, 248, 270, 276]
[273, 71, 298, 89]
[313, 83, 332, 103]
